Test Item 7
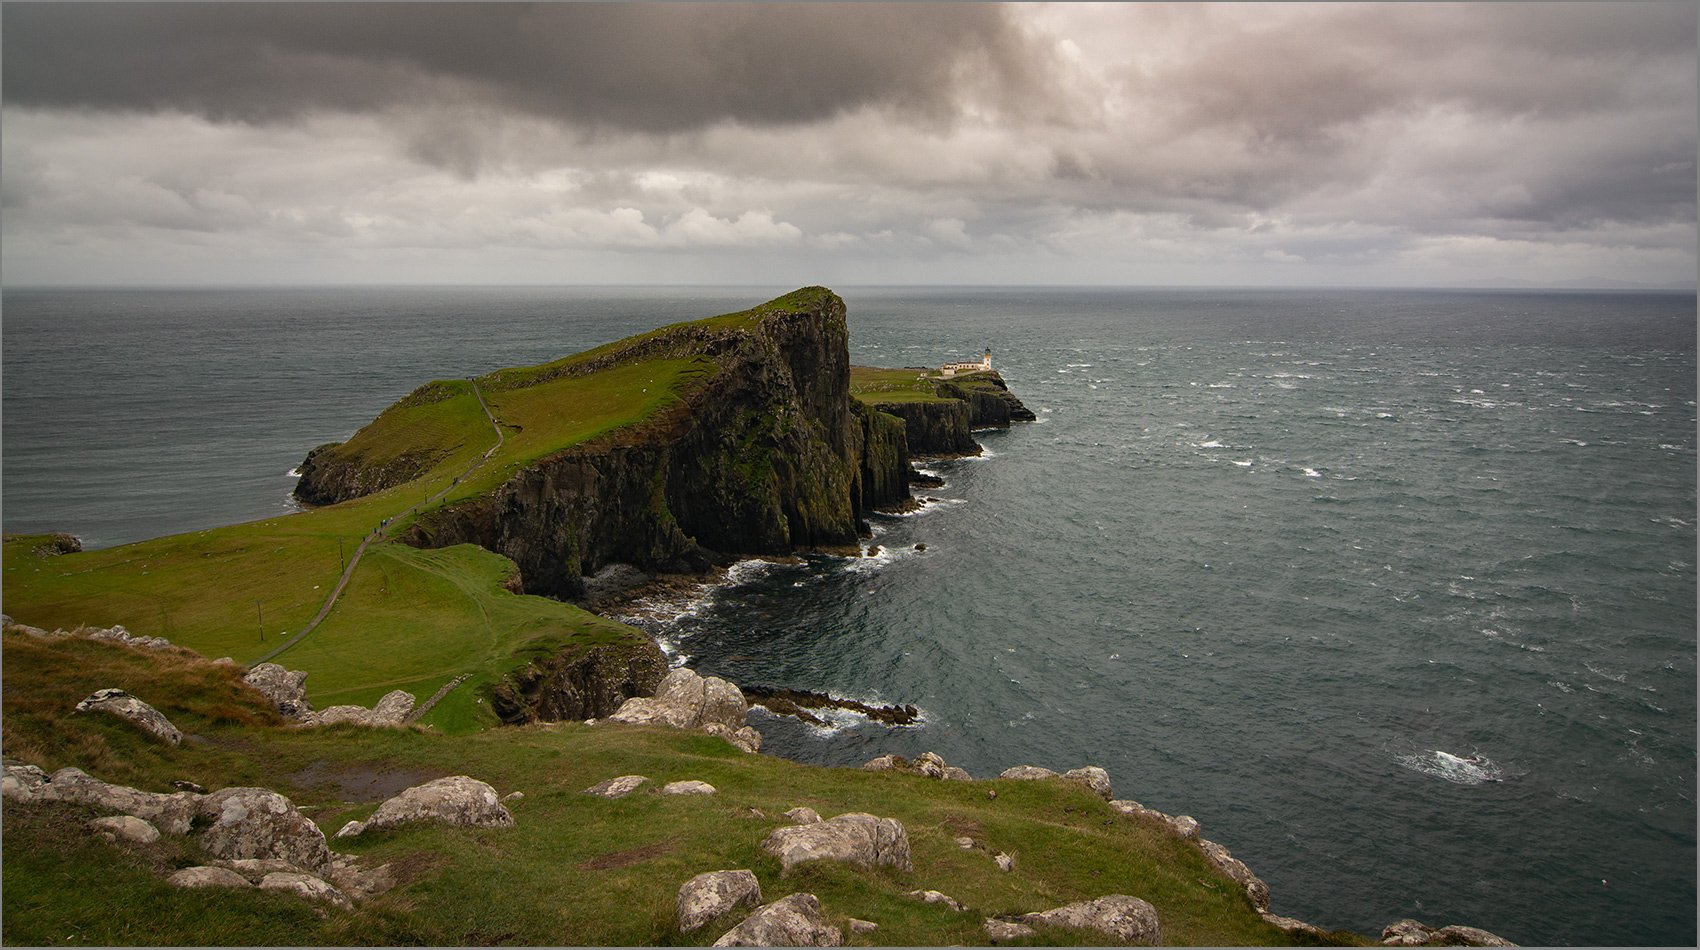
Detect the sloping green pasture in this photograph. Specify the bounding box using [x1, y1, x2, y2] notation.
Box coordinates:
[1, 632, 1359, 947]
[850, 365, 955, 404]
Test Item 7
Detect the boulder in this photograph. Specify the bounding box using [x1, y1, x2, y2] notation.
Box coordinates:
[197, 787, 333, 875]
[784, 807, 822, 825]
[984, 918, 1038, 943]
[73, 689, 182, 746]
[998, 765, 1059, 781]
[906, 889, 966, 912]
[581, 775, 650, 799]
[218, 858, 315, 883]
[1062, 766, 1113, 800]
[847, 919, 878, 935]
[168, 866, 253, 889]
[712, 892, 843, 947]
[1262, 912, 1329, 939]
[704, 722, 763, 753]
[1198, 839, 1270, 911]
[760, 812, 912, 874]
[994, 851, 1014, 872]
[677, 869, 763, 932]
[259, 871, 352, 909]
[34, 767, 202, 835]
[1016, 895, 1163, 945]
[940, 766, 974, 781]
[2, 763, 48, 802]
[860, 754, 905, 771]
[301, 689, 415, 727]
[89, 815, 161, 844]
[243, 663, 313, 718]
[663, 780, 717, 796]
[327, 861, 397, 901]
[1381, 919, 1517, 947]
[1169, 815, 1201, 839]
[335, 776, 513, 838]
[610, 668, 749, 732]
[912, 752, 948, 777]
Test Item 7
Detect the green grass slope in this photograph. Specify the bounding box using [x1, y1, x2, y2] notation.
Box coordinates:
[1, 633, 1363, 947]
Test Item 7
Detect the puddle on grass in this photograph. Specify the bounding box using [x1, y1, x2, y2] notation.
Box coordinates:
[288, 759, 449, 803]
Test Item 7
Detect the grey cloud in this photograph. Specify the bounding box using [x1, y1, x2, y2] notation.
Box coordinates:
[1, 2, 1067, 132]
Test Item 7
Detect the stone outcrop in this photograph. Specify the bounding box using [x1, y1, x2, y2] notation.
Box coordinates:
[300, 689, 414, 727]
[712, 892, 842, 947]
[31, 767, 201, 835]
[608, 668, 758, 753]
[907, 889, 966, 912]
[3, 617, 176, 651]
[259, 871, 352, 909]
[243, 663, 313, 719]
[582, 775, 650, 799]
[984, 918, 1037, 943]
[72, 689, 182, 746]
[334, 776, 513, 838]
[197, 787, 334, 875]
[90, 815, 161, 844]
[662, 780, 716, 795]
[490, 640, 669, 725]
[860, 751, 972, 780]
[1062, 766, 1113, 800]
[1381, 919, 1517, 947]
[1015, 895, 1163, 946]
[783, 807, 821, 825]
[997, 765, 1060, 781]
[677, 869, 763, 933]
[168, 866, 253, 889]
[760, 812, 912, 875]
[867, 399, 980, 457]
[1198, 839, 1270, 911]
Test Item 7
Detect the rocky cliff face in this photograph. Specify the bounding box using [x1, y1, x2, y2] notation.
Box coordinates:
[866, 371, 1035, 457]
[486, 640, 669, 724]
[391, 288, 910, 600]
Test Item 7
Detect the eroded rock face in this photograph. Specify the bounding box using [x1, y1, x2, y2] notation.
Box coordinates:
[197, 787, 333, 875]
[760, 812, 912, 874]
[335, 776, 513, 838]
[712, 892, 843, 947]
[677, 869, 763, 933]
[1198, 839, 1270, 911]
[1017, 895, 1163, 946]
[489, 639, 669, 724]
[243, 663, 313, 719]
[1381, 918, 1517, 947]
[73, 689, 182, 746]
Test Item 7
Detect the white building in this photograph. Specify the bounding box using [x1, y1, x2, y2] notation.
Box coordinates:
[940, 349, 992, 377]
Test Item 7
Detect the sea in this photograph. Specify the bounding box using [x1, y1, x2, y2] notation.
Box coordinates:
[3, 286, 1694, 946]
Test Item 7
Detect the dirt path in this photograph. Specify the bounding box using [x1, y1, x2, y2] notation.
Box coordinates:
[256, 379, 503, 664]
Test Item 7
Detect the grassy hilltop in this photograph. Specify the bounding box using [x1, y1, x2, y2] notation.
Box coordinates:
[3, 289, 1362, 945]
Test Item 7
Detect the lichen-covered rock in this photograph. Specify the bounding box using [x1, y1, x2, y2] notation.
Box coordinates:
[334, 776, 513, 838]
[662, 780, 716, 795]
[912, 752, 949, 777]
[1062, 766, 1112, 800]
[784, 807, 822, 825]
[197, 787, 333, 875]
[243, 663, 313, 718]
[168, 866, 253, 889]
[677, 869, 763, 932]
[301, 689, 415, 727]
[760, 812, 912, 874]
[34, 767, 201, 835]
[89, 815, 161, 843]
[906, 889, 966, 912]
[1198, 839, 1270, 911]
[712, 892, 843, 947]
[1381, 918, 1517, 947]
[1262, 912, 1329, 939]
[259, 871, 352, 909]
[940, 766, 974, 781]
[984, 918, 1037, 943]
[704, 721, 763, 753]
[998, 765, 1060, 781]
[610, 668, 749, 732]
[1017, 895, 1163, 945]
[581, 775, 650, 799]
[73, 689, 182, 745]
[860, 754, 905, 772]
[2, 763, 48, 802]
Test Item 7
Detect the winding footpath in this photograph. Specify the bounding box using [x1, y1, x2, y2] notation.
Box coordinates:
[256, 380, 505, 664]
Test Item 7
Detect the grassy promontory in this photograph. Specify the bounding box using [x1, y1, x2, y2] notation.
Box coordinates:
[3, 289, 1365, 944]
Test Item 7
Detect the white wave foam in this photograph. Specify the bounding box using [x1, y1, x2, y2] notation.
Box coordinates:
[287, 468, 302, 477]
[1302, 468, 1322, 478]
[1198, 439, 1225, 448]
[1233, 460, 1253, 467]
[1396, 749, 1504, 785]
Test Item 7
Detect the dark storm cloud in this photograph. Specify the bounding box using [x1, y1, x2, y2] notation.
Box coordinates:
[1, 2, 1060, 131]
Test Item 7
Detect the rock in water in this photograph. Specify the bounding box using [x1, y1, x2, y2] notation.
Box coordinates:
[760, 812, 912, 874]
[73, 688, 182, 745]
[196, 787, 333, 875]
[712, 893, 843, 947]
[1017, 895, 1163, 945]
[335, 776, 513, 838]
[677, 869, 763, 932]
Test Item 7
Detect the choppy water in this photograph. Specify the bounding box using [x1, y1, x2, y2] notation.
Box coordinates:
[3, 286, 1694, 945]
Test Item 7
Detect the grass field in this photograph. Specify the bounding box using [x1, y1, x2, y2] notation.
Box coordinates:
[0, 631, 1361, 947]
[848, 366, 957, 404]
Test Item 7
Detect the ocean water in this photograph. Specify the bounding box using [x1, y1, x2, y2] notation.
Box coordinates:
[3, 286, 1694, 945]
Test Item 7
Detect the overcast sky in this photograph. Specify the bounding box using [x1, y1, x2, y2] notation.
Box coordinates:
[3, 2, 1695, 287]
